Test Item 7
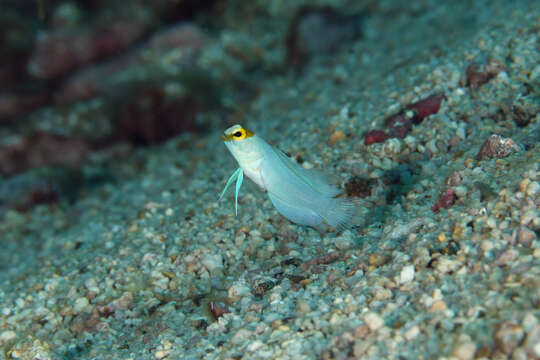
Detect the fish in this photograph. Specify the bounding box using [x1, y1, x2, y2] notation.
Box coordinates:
[219, 124, 354, 229]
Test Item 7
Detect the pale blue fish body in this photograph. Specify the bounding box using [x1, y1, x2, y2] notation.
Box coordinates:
[220, 124, 354, 229]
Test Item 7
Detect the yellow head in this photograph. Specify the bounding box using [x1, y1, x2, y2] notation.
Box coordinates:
[222, 124, 254, 142]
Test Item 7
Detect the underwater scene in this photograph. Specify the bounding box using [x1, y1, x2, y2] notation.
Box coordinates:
[0, 0, 539, 359]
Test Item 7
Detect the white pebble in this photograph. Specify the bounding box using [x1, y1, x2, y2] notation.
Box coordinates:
[526, 181, 539, 196]
[201, 253, 223, 274]
[85, 278, 100, 294]
[405, 325, 420, 340]
[455, 186, 468, 198]
[400, 265, 415, 284]
[155, 350, 170, 359]
[232, 328, 252, 344]
[0, 330, 16, 344]
[452, 342, 476, 360]
[426, 139, 438, 153]
[73, 297, 89, 315]
[457, 126, 466, 140]
[364, 312, 384, 331]
[228, 281, 250, 300]
[334, 230, 353, 250]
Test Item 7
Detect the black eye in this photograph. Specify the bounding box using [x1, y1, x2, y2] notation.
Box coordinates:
[233, 131, 242, 137]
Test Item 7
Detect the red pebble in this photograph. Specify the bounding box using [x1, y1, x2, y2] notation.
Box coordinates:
[432, 189, 457, 213]
[406, 93, 445, 124]
[364, 130, 389, 145]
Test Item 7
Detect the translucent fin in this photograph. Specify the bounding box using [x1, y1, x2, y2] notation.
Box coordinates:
[235, 169, 244, 216]
[272, 148, 341, 197]
[267, 191, 322, 227]
[319, 197, 355, 231]
[219, 167, 241, 200]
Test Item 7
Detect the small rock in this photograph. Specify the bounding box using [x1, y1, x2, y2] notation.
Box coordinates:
[328, 130, 346, 146]
[494, 249, 519, 266]
[364, 312, 384, 331]
[334, 231, 353, 250]
[516, 226, 536, 247]
[428, 300, 447, 312]
[84, 278, 100, 294]
[434, 257, 461, 274]
[345, 176, 374, 198]
[110, 291, 134, 311]
[251, 279, 275, 296]
[369, 253, 390, 268]
[465, 59, 505, 89]
[201, 253, 224, 274]
[405, 93, 446, 123]
[73, 297, 90, 315]
[446, 171, 463, 186]
[476, 134, 521, 161]
[0, 330, 16, 344]
[209, 301, 229, 320]
[432, 189, 457, 213]
[466, 63, 491, 88]
[526, 181, 540, 197]
[364, 129, 389, 145]
[404, 325, 420, 340]
[452, 341, 477, 360]
[155, 350, 170, 359]
[399, 265, 415, 284]
[494, 321, 524, 354]
[484, 58, 506, 78]
[232, 328, 252, 344]
[525, 324, 540, 358]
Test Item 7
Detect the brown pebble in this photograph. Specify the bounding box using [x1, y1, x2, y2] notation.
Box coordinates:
[428, 300, 447, 312]
[493, 249, 518, 266]
[466, 62, 491, 88]
[511, 104, 533, 127]
[475, 134, 521, 160]
[484, 58, 506, 77]
[328, 130, 346, 146]
[525, 324, 540, 357]
[209, 301, 229, 320]
[494, 321, 524, 354]
[353, 325, 370, 338]
[452, 342, 477, 360]
[369, 253, 390, 267]
[109, 291, 134, 310]
[162, 270, 175, 279]
[301, 251, 341, 271]
[515, 226, 536, 247]
[345, 176, 374, 198]
[446, 171, 463, 186]
[98, 306, 115, 318]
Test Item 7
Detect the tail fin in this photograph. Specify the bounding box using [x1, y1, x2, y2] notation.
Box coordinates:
[320, 197, 356, 231]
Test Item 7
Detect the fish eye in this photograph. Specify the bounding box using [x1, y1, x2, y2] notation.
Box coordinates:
[233, 131, 243, 137]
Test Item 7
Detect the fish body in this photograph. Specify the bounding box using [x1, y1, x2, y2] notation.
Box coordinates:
[220, 124, 354, 229]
